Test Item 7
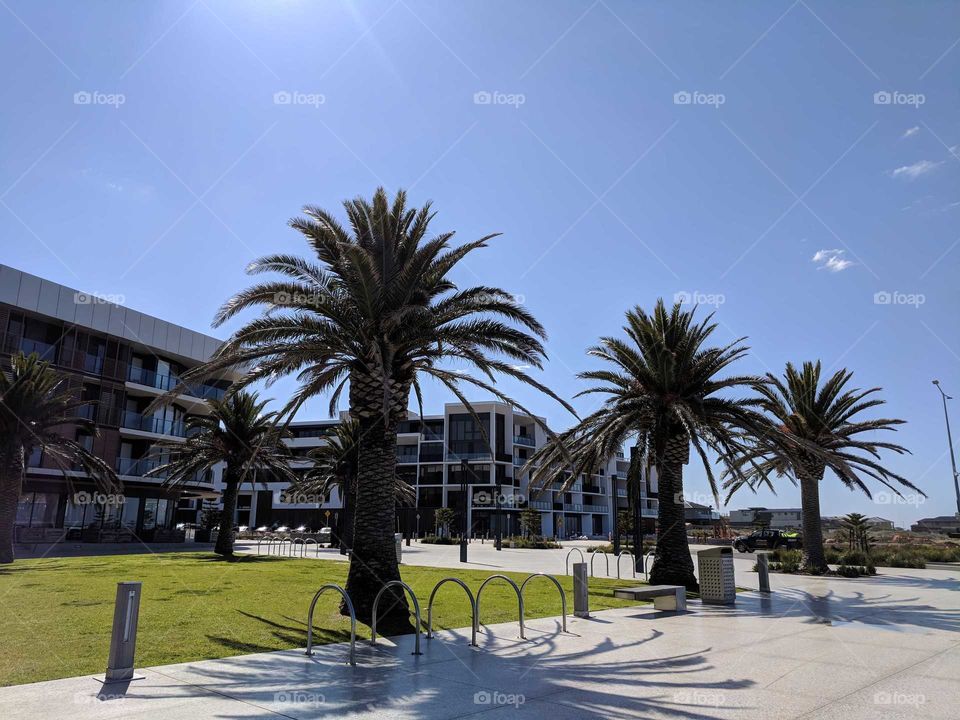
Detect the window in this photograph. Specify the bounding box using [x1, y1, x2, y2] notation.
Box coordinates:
[121, 498, 140, 531]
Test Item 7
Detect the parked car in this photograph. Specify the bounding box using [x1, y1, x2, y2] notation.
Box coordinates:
[317, 527, 332, 544]
[732, 529, 802, 552]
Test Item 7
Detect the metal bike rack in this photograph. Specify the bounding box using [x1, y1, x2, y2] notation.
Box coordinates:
[256, 536, 269, 555]
[301, 537, 319, 557]
[644, 550, 656, 580]
[426, 578, 478, 647]
[291, 537, 305, 556]
[565, 547, 585, 575]
[371, 580, 423, 655]
[476, 574, 526, 639]
[520, 573, 567, 632]
[279, 537, 293, 556]
[616, 551, 637, 579]
[590, 551, 610, 577]
[305, 584, 356, 665]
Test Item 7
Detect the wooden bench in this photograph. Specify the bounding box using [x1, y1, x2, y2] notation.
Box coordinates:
[613, 585, 687, 612]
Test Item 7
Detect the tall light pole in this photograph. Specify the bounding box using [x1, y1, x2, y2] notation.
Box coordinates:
[933, 380, 960, 518]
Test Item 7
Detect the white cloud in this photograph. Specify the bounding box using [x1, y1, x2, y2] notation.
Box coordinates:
[812, 249, 854, 272]
[901, 126, 920, 139]
[890, 159, 943, 180]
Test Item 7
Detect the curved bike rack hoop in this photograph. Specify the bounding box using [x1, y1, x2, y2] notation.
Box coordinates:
[371, 581, 423, 655]
[616, 551, 637, 579]
[279, 537, 293, 556]
[256, 536, 268, 555]
[426, 578, 477, 647]
[590, 550, 610, 577]
[520, 573, 567, 632]
[300, 538, 318, 557]
[291, 537, 305, 557]
[644, 549, 656, 580]
[476, 574, 526, 639]
[565, 547, 585, 575]
[305, 584, 356, 665]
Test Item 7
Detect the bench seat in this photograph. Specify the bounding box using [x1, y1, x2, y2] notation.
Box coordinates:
[613, 584, 687, 611]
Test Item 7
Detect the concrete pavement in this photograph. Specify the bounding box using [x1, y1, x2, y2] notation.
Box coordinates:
[2, 545, 958, 719]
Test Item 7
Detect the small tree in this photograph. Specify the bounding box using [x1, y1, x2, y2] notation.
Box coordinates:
[519, 507, 542, 538]
[841, 512, 871, 553]
[434, 507, 456, 538]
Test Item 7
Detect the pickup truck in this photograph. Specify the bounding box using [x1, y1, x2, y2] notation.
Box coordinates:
[732, 529, 802, 552]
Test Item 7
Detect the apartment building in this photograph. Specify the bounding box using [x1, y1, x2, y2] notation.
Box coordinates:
[228, 401, 661, 539]
[1, 265, 230, 544]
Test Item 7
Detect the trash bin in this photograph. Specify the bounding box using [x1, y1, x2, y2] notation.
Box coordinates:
[395, 533, 403, 564]
[697, 546, 735, 604]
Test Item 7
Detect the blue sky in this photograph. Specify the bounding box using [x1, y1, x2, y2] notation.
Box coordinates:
[2, 1, 958, 525]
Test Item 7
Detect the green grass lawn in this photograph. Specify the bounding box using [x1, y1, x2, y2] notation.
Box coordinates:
[0, 553, 646, 687]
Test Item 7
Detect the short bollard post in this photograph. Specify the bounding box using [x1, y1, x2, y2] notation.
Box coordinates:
[105, 581, 142, 683]
[394, 533, 403, 564]
[572, 562, 589, 618]
[757, 553, 771, 593]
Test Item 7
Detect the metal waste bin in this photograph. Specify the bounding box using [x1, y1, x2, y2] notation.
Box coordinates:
[697, 546, 735, 604]
[395, 533, 403, 564]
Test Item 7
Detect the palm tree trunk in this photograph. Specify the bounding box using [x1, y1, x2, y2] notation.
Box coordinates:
[798, 463, 828, 573]
[0, 445, 25, 564]
[215, 471, 240, 557]
[344, 373, 410, 632]
[339, 477, 355, 553]
[649, 433, 698, 592]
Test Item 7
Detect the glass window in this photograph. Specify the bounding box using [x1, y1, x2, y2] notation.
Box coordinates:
[16, 493, 34, 526]
[31, 493, 60, 528]
[156, 499, 170, 529]
[142, 498, 158, 530]
[63, 498, 87, 530]
[121, 497, 140, 531]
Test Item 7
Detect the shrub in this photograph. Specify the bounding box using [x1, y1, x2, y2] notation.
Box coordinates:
[883, 550, 926, 568]
[836, 565, 861, 578]
[777, 549, 802, 573]
[504, 535, 560, 549]
[839, 550, 868, 566]
[420, 535, 457, 545]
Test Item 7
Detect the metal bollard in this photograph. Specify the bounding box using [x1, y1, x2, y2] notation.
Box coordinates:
[105, 581, 142, 683]
[572, 562, 589, 618]
[757, 553, 771, 593]
[395, 533, 403, 564]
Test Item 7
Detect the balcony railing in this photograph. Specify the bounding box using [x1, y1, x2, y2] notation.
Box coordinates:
[127, 365, 226, 401]
[528, 500, 551, 510]
[116, 456, 161, 477]
[120, 409, 187, 438]
[584, 503, 609, 513]
[446, 451, 492, 461]
[512, 435, 535, 447]
[396, 449, 419, 463]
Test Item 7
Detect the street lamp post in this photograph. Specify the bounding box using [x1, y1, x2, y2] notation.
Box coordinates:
[495, 475, 503, 551]
[933, 380, 960, 518]
[459, 460, 470, 562]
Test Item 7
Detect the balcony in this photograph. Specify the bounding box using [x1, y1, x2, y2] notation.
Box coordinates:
[116, 456, 161, 477]
[512, 435, 535, 447]
[584, 503, 609, 513]
[446, 451, 492, 462]
[396, 448, 419, 464]
[563, 503, 584, 512]
[2, 332, 58, 362]
[582, 485, 604, 494]
[528, 500, 551, 510]
[127, 366, 226, 401]
[120, 409, 187, 438]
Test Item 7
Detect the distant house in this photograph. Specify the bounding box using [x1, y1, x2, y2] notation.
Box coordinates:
[729, 507, 802, 530]
[911, 515, 960, 533]
[684, 501, 720, 527]
[865, 516, 896, 531]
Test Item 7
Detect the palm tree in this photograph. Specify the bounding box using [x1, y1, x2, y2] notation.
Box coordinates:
[288, 418, 414, 552]
[174, 188, 571, 626]
[525, 301, 768, 591]
[0, 352, 118, 563]
[148, 391, 295, 557]
[840, 512, 871, 553]
[724, 361, 917, 573]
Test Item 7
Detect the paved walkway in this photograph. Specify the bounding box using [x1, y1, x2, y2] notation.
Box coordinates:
[3, 558, 957, 719]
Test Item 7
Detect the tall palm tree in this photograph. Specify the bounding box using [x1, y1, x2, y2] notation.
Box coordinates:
[288, 418, 414, 552]
[724, 361, 916, 573]
[525, 301, 768, 591]
[0, 352, 118, 563]
[175, 188, 571, 625]
[148, 391, 295, 557]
